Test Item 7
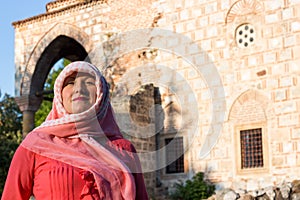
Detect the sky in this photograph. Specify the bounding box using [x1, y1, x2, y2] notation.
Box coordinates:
[0, 0, 51, 97]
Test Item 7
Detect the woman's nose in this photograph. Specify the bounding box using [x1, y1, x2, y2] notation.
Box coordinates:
[74, 80, 87, 94]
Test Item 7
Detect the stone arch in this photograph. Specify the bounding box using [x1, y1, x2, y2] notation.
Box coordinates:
[20, 22, 92, 96]
[228, 89, 270, 124]
[225, 0, 264, 24]
[30, 36, 88, 95]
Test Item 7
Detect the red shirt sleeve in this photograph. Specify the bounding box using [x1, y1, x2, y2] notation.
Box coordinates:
[109, 139, 149, 200]
[1, 146, 34, 200]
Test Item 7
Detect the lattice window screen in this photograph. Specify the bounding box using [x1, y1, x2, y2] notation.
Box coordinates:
[240, 128, 263, 169]
[165, 137, 184, 173]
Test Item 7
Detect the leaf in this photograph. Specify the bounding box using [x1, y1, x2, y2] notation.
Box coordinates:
[169, 172, 215, 200]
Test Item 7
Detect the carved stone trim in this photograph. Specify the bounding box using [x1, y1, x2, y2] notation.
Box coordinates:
[15, 94, 43, 112]
[46, 0, 88, 12]
[12, 0, 106, 28]
[225, 0, 264, 24]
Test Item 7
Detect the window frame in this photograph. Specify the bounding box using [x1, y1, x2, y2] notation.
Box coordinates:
[165, 137, 185, 174]
[159, 134, 188, 178]
[235, 124, 269, 175]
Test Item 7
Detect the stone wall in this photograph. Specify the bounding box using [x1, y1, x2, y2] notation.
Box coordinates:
[152, 0, 300, 193]
[208, 179, 300, 200]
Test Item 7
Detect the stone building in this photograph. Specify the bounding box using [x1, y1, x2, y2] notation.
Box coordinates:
[13, 0, 300, 198]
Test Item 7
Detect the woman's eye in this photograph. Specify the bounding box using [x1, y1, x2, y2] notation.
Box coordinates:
[67, 81, 75, 85]
[86, 81, 95, 85]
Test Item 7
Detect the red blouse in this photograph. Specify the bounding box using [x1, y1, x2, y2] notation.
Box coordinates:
[2, 139, 149, 200]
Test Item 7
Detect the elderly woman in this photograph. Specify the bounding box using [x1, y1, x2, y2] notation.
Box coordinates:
[2, 61, 148, 200]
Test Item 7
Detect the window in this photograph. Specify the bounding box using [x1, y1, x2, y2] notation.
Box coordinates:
[240, 128, 263, 169]
[235, 23, 255, 48]
[165, 137, 184, 174]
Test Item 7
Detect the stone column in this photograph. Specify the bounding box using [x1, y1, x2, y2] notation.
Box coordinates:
[15, 94, 42, 137]
[22, 110, 36, 136]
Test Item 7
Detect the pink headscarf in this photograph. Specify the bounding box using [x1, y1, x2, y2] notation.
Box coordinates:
[21, 61, 136, 199]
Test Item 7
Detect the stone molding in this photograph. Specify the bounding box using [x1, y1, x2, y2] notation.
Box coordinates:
[12, 0, 106, 28]
[225, 0, 264, 24]
[46, 0, 106, 12]
[228, 89, 270, 123]
[14, 94, 43, 112]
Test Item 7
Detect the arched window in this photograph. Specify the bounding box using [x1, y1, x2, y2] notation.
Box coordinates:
[229, 90, 269, 174]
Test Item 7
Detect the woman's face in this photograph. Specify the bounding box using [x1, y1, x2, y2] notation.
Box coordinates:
[62, 72, 97, 114]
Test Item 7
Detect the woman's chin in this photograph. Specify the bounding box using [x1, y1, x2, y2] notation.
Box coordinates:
[71, 104, 92, 114]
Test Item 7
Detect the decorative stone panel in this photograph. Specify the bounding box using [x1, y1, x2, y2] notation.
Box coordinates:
[225, 0, 264, 24]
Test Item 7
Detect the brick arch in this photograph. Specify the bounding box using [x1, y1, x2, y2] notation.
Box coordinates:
[225, 0, 264, 24]
[228, 89, 270, 124]
[20, 22, 92, 95]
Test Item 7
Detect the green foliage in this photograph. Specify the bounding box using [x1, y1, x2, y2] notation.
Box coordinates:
[63, 58, 71, 66]
[170, 172, 215, 200]
[0, 93, 22, 133]
[0, 92, 23, 196]
[35, 100, 52, 126]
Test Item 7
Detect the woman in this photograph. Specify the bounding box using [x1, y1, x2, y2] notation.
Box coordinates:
[2, 61, 149, 200]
